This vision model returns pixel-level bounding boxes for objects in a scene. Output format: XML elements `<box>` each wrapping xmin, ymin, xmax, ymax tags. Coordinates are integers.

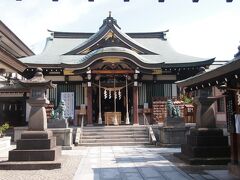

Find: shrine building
<box><xmin>0</xmin><ymin>20</ymin><xmax>34</xmax><ymax>126</ymax></box>
<box><xmin>2</xmin><ymin>14</ymin><xmax>215</xmax><ymax>126</ymax></box>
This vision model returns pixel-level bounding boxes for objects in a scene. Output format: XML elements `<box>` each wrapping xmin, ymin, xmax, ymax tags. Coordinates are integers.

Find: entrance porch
<box><xmin>86</xmin><ymin>73</ymin><xmax>139</xmax><ymax>126</ymax></box>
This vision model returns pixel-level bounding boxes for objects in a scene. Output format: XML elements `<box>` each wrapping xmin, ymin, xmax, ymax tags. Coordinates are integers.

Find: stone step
<box><xmin>83</xmin><ymin>125</ymin><xmax>147</xmax><ymax>129</ymax></box>
<box><xmin>9</xmin><ymin>147</ymin><xmax>61</xmax><ymax>161</ymax></box>
<box><xmin>83</xmin><ymin>128</ymin><xmax>147</xmax><ymax>132</ymax></box>
<box><xmin>83</xmin><ymin>126</ymin><xmax>146</xmax><ymax>129</ymax></box>
<box><xmin>78</xmin><ymin>141</ymin><xmax>150</xmax><ymax>146</ymax></box>
<box><xmin>83</xmin><ymin>131</ymin><xmax>147</xmax><ymax>136</ymax></box>
<box><xmin>16</xmin><ymin>137</ymin><xmax>56</xmax><ymax>150</ymax></box>
<box><xmin>82</xmin><ymin>134</ymin><xmax>148</xmax><ymax>139</ymax></box>
<box><xmin>81</xmin><ymin>138</ymin><xmax>149</xmax><ymax>143</ymax></box>
<box><xmin>80</xmin><ymin>125</ymin><xmax>150</xmax><ymax>146</ymax></box>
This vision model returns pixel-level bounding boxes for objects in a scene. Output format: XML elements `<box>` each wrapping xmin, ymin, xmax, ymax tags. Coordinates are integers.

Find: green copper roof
<box><xmin>19</xmin><ymin>15</ymin><xmax>214</xmax><ymax>69</ymax></box>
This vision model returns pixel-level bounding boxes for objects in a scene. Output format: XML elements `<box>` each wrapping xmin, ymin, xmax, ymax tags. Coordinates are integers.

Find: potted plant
<box><xmin>0</xmin><ymin>123</ymin><xmax>9</xmax><ymax>138</ymax></box>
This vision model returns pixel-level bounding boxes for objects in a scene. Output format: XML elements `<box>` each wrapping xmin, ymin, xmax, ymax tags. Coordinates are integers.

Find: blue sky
<box><xmin>0</xmin><ymin>0</ymin><xmax>240</xmax><ymax>60</ymax></box>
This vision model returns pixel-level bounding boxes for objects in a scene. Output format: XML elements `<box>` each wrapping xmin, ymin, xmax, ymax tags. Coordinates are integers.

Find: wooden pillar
<box><xmin>230</xmin><ymin>133</ymin><xmax>239</xmax><ymax>164</ymax></box>
<box><xmin>133</xmin><ymin>86</ymin><xmax>139</xmax><ymax>125</ymax></box>
<box><xmin>87</xmin><ymin>86</ymin><xmax>93</xmax><ymax>125</ymax></box>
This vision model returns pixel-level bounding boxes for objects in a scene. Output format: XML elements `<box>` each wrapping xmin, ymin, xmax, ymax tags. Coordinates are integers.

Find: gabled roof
<box><xmin>19</xmin><ymin>15</ymin><xmax>214</xmax><ymax>69</ymax></box>
<box><xmin>64</xmin><ymin>15</ymin><xmax>157</xmax><ymax>55</ymax></box>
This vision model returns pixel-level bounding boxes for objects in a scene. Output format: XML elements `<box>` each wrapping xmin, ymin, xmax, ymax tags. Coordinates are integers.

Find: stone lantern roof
<box><xmin>20</xmin><ymin>67</ymin><xmax>56</xmax><ymax>89</ymax></box>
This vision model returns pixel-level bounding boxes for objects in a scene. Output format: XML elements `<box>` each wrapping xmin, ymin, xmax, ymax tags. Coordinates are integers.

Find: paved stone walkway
<box><xmin>1</xmin><ymin>145</ymin><xmax>239</xmax><ymax>180</ymax></box>
<box><xmin>72</xmin><ymin>146</ymin><xmax>191</xmax><ymax>180</ymax></box>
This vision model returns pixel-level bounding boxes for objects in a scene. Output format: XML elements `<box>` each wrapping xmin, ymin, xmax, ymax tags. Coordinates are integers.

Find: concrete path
<box><xmin>72</xmin><ymin>146</ymin><xmax>191</xmax><ymax>180</ymax></box>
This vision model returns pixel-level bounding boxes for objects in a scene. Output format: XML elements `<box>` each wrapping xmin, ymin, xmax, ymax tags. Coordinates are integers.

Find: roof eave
<box><xmin>176</xmin><ymin>58</ymin><xmax>240</xmax><ymax>88</ymax></box>
<box><xmin>0</xmin><ymin>20</ymin><xmax>34</xmax><ymax>56</ymax></box>
<box><xmin>164</xmin><ymin>58</ymin><xmax>215</xmax><ymax>68</ymax></box>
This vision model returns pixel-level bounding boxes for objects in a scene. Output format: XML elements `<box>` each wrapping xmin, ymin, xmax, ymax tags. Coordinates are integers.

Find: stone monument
<box><xmin>0</xmin><ymin>68</ymin><xmax>61</xmax><ymax>170</ymax></box>
<box><xmin>48</xmin><ymin>100</ymin><xmax>68</xmax><ymax>128</ymax></box>
<box><xmin>174</xmin><ymin>89</ymin><xmax>230</xmax><ymax>165</ymax></box>
<box><xmin>158</xmin><ymin>99</ymin><xmax>187</xmax><ymax>147</ymax></box>
<box><xmin>47</xmin><ymin>100</ymin><xmax>73</xmax><ymax>150</ymax></box>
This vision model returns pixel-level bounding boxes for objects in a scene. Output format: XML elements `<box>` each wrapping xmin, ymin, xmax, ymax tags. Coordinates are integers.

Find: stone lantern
<box><xmin>5</xmin><ymin>68</ymin><xmax>61</xmax><ymax>170</ymax></box>
<box><xmin>23</xmin><ymin>68</ymin><xmax>55</xmax><ymax>131</ymax></box>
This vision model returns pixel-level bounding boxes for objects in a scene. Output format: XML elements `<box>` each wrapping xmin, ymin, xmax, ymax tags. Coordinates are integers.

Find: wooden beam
<box><xmin>87</xmin><ymin>86</ymin><xmax>93</xmax><ymax>125</ymax></box>
<box><xmin>92</xmin><ymin>70</ymin><xmax>134</xmax><ymax>74</ymax></box>
<box><xmin>133</xmin><ymin>86</ymin><xmax>139</xmax><ymax>125</ymax></box>
<box><xmin>0</xmin><ymin>48</ymin><xmax>27</xmax><ymax>73</ymax></box>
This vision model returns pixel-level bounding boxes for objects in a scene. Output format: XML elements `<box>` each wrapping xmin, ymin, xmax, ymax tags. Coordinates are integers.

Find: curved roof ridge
<box><xmin>112</xmin><ymin>25</ymin><xmax>159</xmax><ymax>55</ymax></box>
<box><xmin>64</xmin><ymin>15</ymin><xmax>158</xmax><ymax>55</ymax></box>
<box><xmin>40</xmin><ymin>37</ymin><xmax>53</xmax><ymax>54</ymax></box>
<box><xmin>47</xmin><ymin>30</ymin><xmax>168</xmax><ymax>39</ymax></box>
<box><xmin>80</xmin><ymin>46</ymin><xmax>154</xmax><ymax>64</ymax></box>
<box><xmin>64</xmin><ymin>24</ymin><xmax>109</xmax><ymax>55</ymax></box>
<box><xmin>64</xmin><ymin>46</ymin><xmax>165</xmax><ymax>70</ymax></box>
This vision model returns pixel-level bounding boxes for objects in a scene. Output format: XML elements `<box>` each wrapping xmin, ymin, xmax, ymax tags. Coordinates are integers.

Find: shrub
<box><xmin>0</xmin><ymin>123</ymin><xmax>10</xmax><ymax>137</ymax></box>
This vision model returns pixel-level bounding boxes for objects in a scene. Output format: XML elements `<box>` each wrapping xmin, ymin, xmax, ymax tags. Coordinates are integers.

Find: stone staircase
<box><xmin>79</xmin><ymin>125</ymin><xmax>150</xmax><ymax>146</ymax></box>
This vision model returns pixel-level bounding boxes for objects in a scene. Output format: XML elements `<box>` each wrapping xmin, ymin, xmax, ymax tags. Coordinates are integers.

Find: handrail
<box><xmin>148</xmin><ymin>126</ymin><xmax>156</xmax><ymax>145</ymax></box>
<box><xmin>75</xmin><ymin>115</ymin><xmax>84</xmax><ymax>145</ymax></box>
<box><xmin>143</xmin><ymin>112</ymin><xmax>149</xmax><ymax>125</ymax></box>
<box><xmin>143</xmin><ymin>112</ymin><xmax>157</xmax><ymax>145</ymax></box>
<box><xmin>80</xmin><ymin>115</ymin><xmax>84</xmax><ymax>144</ymax></box>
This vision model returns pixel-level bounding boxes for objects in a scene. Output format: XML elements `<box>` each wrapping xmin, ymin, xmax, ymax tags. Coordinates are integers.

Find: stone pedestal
<box><xmin>0</xmin><ymin>130</ymin><xmax>61</xmax><ymax>170</ymax></box>
<box><xmin>50</xmin><ymin>128</ymin><xmax>73</xmax><ymax>150</ymax></box>
<box><xmin>175</xmin><ymin>128</ymin><xmax>230</xmax><ymax>165</ymax></box>
<box><xmin>48</xmin><ymin>119</ymin><xmax>68</xmax><ymax>128</ymax></box>
<box><xmin>174</xmin><ymin>93</ymin><xmax>230</xmax><ymax>165</ymax></box>
<box><xmin>14</xmin><ymin>126</ymin><xmax>73</xmax><ymax>150</ymax></box>
<box><xmin>164</xmin><ymin>117</ymin><xmax>185</xmax><ymax>127</ymax></box>
<box><xmin>9</xmin><ymin>131</ymin><xmax>61</xmax><ymax>161</ymax></box>
<box><xmin>159</xmin><ymin>117</ymin><xmax>187</xmax><ymax>147</ymax></box>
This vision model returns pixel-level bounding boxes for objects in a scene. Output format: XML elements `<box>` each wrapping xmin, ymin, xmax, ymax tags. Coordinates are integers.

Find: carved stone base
<box><xmin>14</xmin><ymin>127</ymin><xmax>73</xmax><ymax>150</ymax></box>
<box><xmin>159</xmin><ymin>127</ymin><xmax>187</xmax><ymax>147</ymax></box>
<box><xmin>0</xmin><ymin>160</ymin><xmax>61</xmax><ymax>170</ymax></box>
<box><xmin>174</xmin><ymin>128</ymin><xmax>230</xmax><ymax>165</ymax></box>
<box><xmin>9</xmin><ymin>147</ymin><xmax>61</xmax><ymax>161</ymax></box>
<box><xmin>48</xmin><ymin>119</ymin><xmax>68</xmax><ymax>128</ymax></box>
<box><xmin>158</xmin><ymin>117</ymin><xmax>187</xmax><ymax>147</ymax></box>
<box><xmin>164</xmin><ymin>117</ymin><xmax>185</xmax><ymax>127</ymax></box>
<box><xmin>3</xmin><ymin>130</ymin><xmax>61</xmax><ymax>170</ymax></box>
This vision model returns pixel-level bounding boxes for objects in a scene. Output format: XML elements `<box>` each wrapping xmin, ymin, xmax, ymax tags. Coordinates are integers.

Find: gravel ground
<box><xmin>0</xmin><ymin>155</ymin><xmax>82</xmax><ymax>180</ymax></box>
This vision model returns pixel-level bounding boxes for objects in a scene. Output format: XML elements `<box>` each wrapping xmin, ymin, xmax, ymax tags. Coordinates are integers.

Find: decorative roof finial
<box><xmin>99</xmin><ymin>11</ymin><xmax>121</xmax><ymax>30</ymax></box>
